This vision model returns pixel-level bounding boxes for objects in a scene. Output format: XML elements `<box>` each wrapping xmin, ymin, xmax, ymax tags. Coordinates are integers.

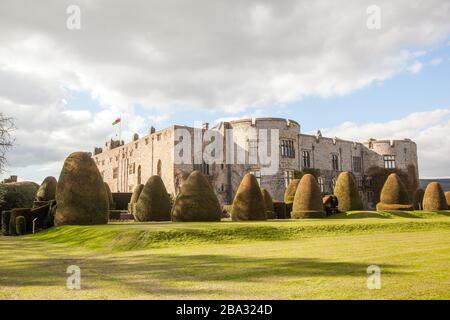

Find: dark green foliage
<box><xmin>273</xmin><ymin>201</ymin><xmax>287</xmax><ymax>219</ymax></box>
<box><xmin>15</xmin><ymin>216</ymin><xmax>26</xmax><ymax>235</ymax></box>
<box><xmin>291</xmin><ymin>174</ymin><xmax>325</xmax><ymax>219</ymax></box>
<box><xmin>28</xmin><ymin>203</ymin><xmax>51</xmax><ymax>232</ymax></box>
<box><xmin>54</xmin><ymin>152</ymin><xmax>109</xmax><ymax>226</ymax></box>
<box><xmin>128</xmin><ymin>184</ymin><xmax>144</xmax><ymax>214</ymax></box>
<box><xmin>333</xmin><ymin>172</ymin><xmax>363</xmax><ymax>212</ymax></box>
<box><xmin>231</xmin><ymin>173</ymin><xmax>266</xmax><ymax>221</ymax></box>
<box><xmin>284</xmin><ymin>179</ymin><xmax>300</xmax><ymax>204</ymax></box>
<box><xmin>9</xmin><ymin>208</ymin><xmax>30</xmax><ymax>236</ymax></box>
<box><xmin>301</xmin><ymin>168</ymin><xmax>321</xmax><ymax>179</ymax></box>
<box><xmin>112</xmin><ymin>192</ymin><xmax>132</xmax><ymax>211</ymax></box>
<box><xmin>135</xmin><ymin>175</ymin><xmax>171</xmax><ymax>221</ymax></box>
<box><xmin>104</xmin><ymin>182</ymin><xmax>115</xmax><ymax>210</ymax></box>
<box><xmin>445</xmin><ymin>192</ymin><xmax>450</xmax><ymax>208</ymax></box>
<box><xmin>1</xmin><ymin>210</ymin><xmax>11</xmax><ymax>235</ymax></box>
<box><xmin>172</xmin><ymin>170</ymin><xmax>221</xmax><ymax>222</ymax></box>
<box><xmin>423</xmin><ymin>182</ymin><xmax>447</xmax><ymax>211</ymax></box>
<box><xmin>261</xmin><ymin>188</ymin><xmax>275</xmax><ymax>219</ymax></box>
<box><xmin>0</xmin><ymin>181</ymin><xmax>39</xmax><ymax>213</ymax></box>
<box><xmin>413</xmin><ymin>189</ymin><xmax>425</xmax><ymax>210</ymax></box>
<box><xmin>376</xmin><ymin>173</ymin><xmax>413</xmax><ymax>211</ymax></box>
<box><xmin>34</xmin><ymin>176</ymin><xmax>57</xmax><ymax>202</ymax></box>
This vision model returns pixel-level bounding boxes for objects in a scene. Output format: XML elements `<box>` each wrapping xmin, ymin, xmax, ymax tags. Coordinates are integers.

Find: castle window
<box><xmin>284</xmin><ymin>170</ymin><xmax>294</xmax><ymax>187</ymax></box>
<box><xmin>194</xmin><ymin>161</ymin><xmax>210</xmax><ymax>176</ymax></box>
<box><xmin>318</xmin><ymin>177</ymin><xmax>325</xmax><ymax>193</ymax></box>
<box><xmin>248</xmin><ymin>140</ymin><xmax>258</xmax><ymax>159</ymax></box>
<box><xmin>128</xmin><ymin>164</ymin><xmax>133</xmax><ymax>175</ymax></box>
<box><xmin>135</xmin><ymin>142</ymin><xmax>138</xmax><ymax>149</ymax></box>
<box><xmin>250</xmin><ymin>170</ymin><xmax>261</xmax><ymax>185</ymax></box>
<box><xmin>281</xmin><ymin>139</ymin><xmax>295</xmax><ymax>158</ymax></box>
<box><xmin>352</xmin><ymin>156</ymin><xmax>362</xmax><ymax>173</ymax></box>
<box><xmin>332</xmin><ymin>154</ymin><xmax>339</xmax><ymax>171</ymax></box>
<box><xmin>113</xmin><ymin>167</ymin><xmax>118</xmax><ymax>179</ymax></box>
<box><xmin>331</xmin><ymin>177</ymin><xmax>337</xmax><ymax>191</ymax></box>
<box><xmin>137</xmin><ymin>165</ymin><xmax>142</xmax><ymax>185</ymax></box>
<box><xmin>302</xmin><ymin>150</ymin><xmax>311</xmax><ymax>168</ymax></box>
<box><xmin>157</xmin><ymin>160</ymin><xmax>162</xmax><ymax>176</ymax></box>
<box><xmin>145</xmin><ymin>138</ymin><xmax>149</xmax><ymax>145</ymax></box>
<box><xmin>383</xmin><ymin>155</ymin><xmax>396</xmax><ymax>169</ymax></box>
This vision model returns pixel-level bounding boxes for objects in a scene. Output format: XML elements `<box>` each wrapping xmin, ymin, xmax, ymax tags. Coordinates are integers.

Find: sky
<box><xmin>0</xmin><ymin>0</ymin><xmax>450</xmax><ymax>182</ymax></box>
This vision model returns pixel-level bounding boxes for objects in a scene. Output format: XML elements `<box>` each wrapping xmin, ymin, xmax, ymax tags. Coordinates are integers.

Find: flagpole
<box><xmin>119</xmin><ymin>114</ymin><xmax>122</xmax><ymax>144</ymax></box>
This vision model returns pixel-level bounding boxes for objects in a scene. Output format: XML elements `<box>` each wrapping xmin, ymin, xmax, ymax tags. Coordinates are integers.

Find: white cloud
<box><xmin>1</xmin><ymin>0</ymin><xmax>450</xmax><ymax>181</ymax></box>
<box><xmin>321</xmin><ymin>109</ymin><xmax>450</xmax><ymax>178</ymax></box>
<box><xmin>430</xmin><ymin>58</ymin><xmax>444</xmax><ymax>66</ymax></box>
<box><xmin>407</xmin><ymin>61</ymin><xmax>423</xmax><ymax>74</ymax></box>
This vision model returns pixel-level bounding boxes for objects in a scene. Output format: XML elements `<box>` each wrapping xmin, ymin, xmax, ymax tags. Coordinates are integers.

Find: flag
<box><xmin>112</xmin><ymin>117</ymin><xmax>121</xmax><ymax>126</ymax></box>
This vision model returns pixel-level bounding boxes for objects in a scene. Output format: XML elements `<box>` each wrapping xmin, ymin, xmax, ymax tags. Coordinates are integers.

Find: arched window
<box><xmin>157</xmin><ymin>160</ymin><xmax>162</xmax><ymax>176</ymax></box>
<box><xmin>137</xmin><ymin>165</ymin><xmax>142</xmax><ymax>185</ymax></box>
<box><xmin>318</xmin><ymin>177</ymin><xmax>324</xmax><ymax>193</ymax></box>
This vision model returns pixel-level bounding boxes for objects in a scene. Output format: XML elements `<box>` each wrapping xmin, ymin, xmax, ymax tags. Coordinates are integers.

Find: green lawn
<box><xmin>1</xmin><ymin>212</ymin><xmax>449</xmax><ymax>299</ymax></box>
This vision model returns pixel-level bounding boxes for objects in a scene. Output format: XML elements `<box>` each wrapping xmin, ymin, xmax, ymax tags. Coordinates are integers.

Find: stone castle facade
<box><xmin>93</xmin><ymin>117</ymin><xmax>419</xmax><ymax>209</ymax></box>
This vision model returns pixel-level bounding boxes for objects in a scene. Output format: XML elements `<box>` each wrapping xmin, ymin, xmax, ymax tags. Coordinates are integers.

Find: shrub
<box><xmin>9</xmin><ymin>208</ymin><xmax>30</xmax><ymax>236</ymax></box>
<box><xmin>54</xmin><ymin>152</ymin><xmax>109</xmax><ymax>226</ymax></box>
<box><xmin>172</xmin><ymin>170</ymin><xmax>221</xmax><ymax>222</ymax></box>
<box><xmin>413</xmin><ymin>188</ymin><xmax>425</xmax><ymax>210</ymax></box>
<box><xmin>134</xmin><ymin>175</ymin><xmax>171</xmax><ymax>221</ymax></box>
<box><xmin>445</xmin><ymin>192</ymin><xmax>450</xmax><ymax>208</ymax></box>
<box><xmin>323</xmin><ymin>195</ymin><xmax>339</xmax><ymax>215</ymax></box>
<box><xmin>104</xmin><ymin>182</ymin><xmax>115</xmax><ymax>210</ymax></box>
<box><xmin>261</xmin><ymin>188</ymin><xmax>275</xmax><ymax>219</ymax></box>
<box><xmin>28</xmin><ymin>203</ymin><xmax>51</xmax><ymax>232</ymax></box>
<box><xmin>284</xmin><ymin>179</ymin><xmax>300</xmax><ymax>204</ymax></box>
<box><xmin>423</xmin><ymin>182</ymin><xmax>447</xmax><ymax>211</ymax></box>
<box><xmin>273</xmin><ymin>201</ymin><xmax>287</xmax><ymax>219</ymax></box>
<box><xmin>15</xmin><ymin>216</ymin><xmax>26</xmax><ymax>236</ymax></box>
<box><xmin>231</xmin><ymin>173</ymin><xmax>266</xmax><ymax>221</ymax></box>
<box><xmin>1</xmin><ymin>210</ymin><xmax>11</xmax><ymax>235</ymax></box>
<box><xmin>128</xmin><ymin>184</ymin><xmax>144</xmax><ymax>214</ymax></box>
<box><xmin>34</xmin><ymin>176</ymin><xmax>57</xmax><ymax>202</ymax></box>
<box><xmin>0</xmin><ymin>181</ymin><xmax>39</xmax><ymax>213</ymax></box>
<box><xmin>376</xmin><ymin>173</ymin><xmax>413</xmax><ymax>211</ymax></box>
<box><xmin>291</xmin><ymin>174</ymin><xmax>325</xmax><ymax>218</ymax></box>
<box><xmin>333</xmin><ymin>172</ymin><xmax>363</xmax><ymax>212</ymax></box>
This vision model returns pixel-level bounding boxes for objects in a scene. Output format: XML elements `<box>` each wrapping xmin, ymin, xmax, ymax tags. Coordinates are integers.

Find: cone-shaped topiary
<box><xmin>15</xmin><ymin>216</ymin><xmax>26</xmax><ymax>235</ymax></box>
<box><xmin>34</xmin><ymin>176</ymin><xmax>57</xmax><ymax>202</ymax></box>
<box><xmin>291</xmin><ymin>174</ymin><xmax>325</xmax><ymax>218</ymax></box>
<box><xmin>422</xmin><ymin>182</ymin><xmax>447</xmax><ymax>211</ymax></box>
<box><xmin>333</xmin><ymin>172</ymin><xmax>363</xmax><ymax>212</ymax></box>
<box><xmin>54</xmin><ymin>152</ymin><xmax>109</xmax><ymax>226</ymax></box>
<box><xmin>413</xmin><ymin>188</ymin><xmax>425</xmax><ymax>210</ymax></box>
<box><xmin>9</xmin><ymin>208</ymin><xmax>30</xmax><ymax>236</ymax></box>
<box><xmin>1</xmin><ymin>210</ymin><xmax>11</xmax><ymax>235</ymax></box>
<box><xmin>128</xmin><ymin>184</ymin><xmax>144</xmax><ymax>214</ymax></box>
<box><xmin>104</xmin><ymin>182</ymin><xmax>115</xmax><ymax>209</ymax></box>
<box><xmin>284</xmin><ymin>179</ymin><xmax>300</xmax><ymax>204</ymax></box>
<box><xmin>172</xmin><ymin>170</ymin><xmax>221</xmax><ymax>221</ymax></box>
<box><xmin>376</xmin><ymin>173</ymin><xmax>413</xmax><ymax>211</ymax></box>
<box><xmin>231</xmin><ymin>174</ymin><xmax>266</xmax><ymax>221</ymax></box>
<box><xmin>445</xmin><ymin>192</ymin><xmax>450</xmax><ymax>208</ymax></box>
<box><xmin>134</xmin><ymin>175</ymin><xmax>171</xmax><ymax>221</ymax></box>
<box><xmin>261</xmin><ymin>188</ymin><xmax>275</xmax><ymax>219</ymax></box>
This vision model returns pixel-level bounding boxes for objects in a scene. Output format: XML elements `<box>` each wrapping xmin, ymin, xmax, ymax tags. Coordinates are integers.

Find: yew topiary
<box><xmin>413</xmin><ymin>188</ymin><xmax>425</xmax><ymax>210</ymax></box>
<box><xmin>54</xmin><ymin>152</ymin><xmax>109</xmax><ymax>226</ymax></box>
<box><xmin>104</xmin><ymin>182</ymin><xmax>115</xmax><ymax>210</ymax></box>
<box><xmin>128</xmin><ymin>184</ymin><xmax>144</xmax><ymax>214</ymax></box>
<box><xmin>34</xmin><ymin>176</ymin><xmax>57</xmax><ymax>202</ymax></box>
<box><xmin>231</xmin><ymin>174</ymin><xmax>266</xmax><ymax>221</ymax></box>
<box><xmin>134</xmin><ymin>175</ymin><xmax>171</xmax><ymax>221</ymax></box>
<box><xmin>284</xmin><ymin>179</ymin><xmax>300</xmax><ymax>204</ymax></box>
<box><xmin>376</xmin><ymin>173</ymin><xmax>413</xmax><ymax>211</ymax></box>
<box><xmin>9</xmin><ymin>208</ymin><xmax>30</xmax><ymax>236</ymax></box>
<box><xmin>422</xmin><ymin>182</ymin><xmax>447</xmax><ymax>211</ymax></box>
<box><xmin>333</xmin><ymin>172</ymin><xmax>363</xmax><ymax>212</ymax></box>
<box><xmin>291</xmin><ymin>174</ymin><xmax>325</xmax><ymax>218</ymax></box>
<box><xmin>1</xmin><ymin>210</ymin><xmax>11</xmax><ymax>235</ymax></box>
<box><xmin>15</xmin><ymin>216</ymin><xmax>26</xmax><ymax>235</ymax></box>
<box><xmin>445</xmin><ymin>191</ymin><xmax>450</xmax><ymax>208</ymax></box>
<box><xmin>171</xmin><ymin>170</ymin><xmax>221</xmax><ymax>222</ymax></box>
<box><xmin>261</xmin><ymin>188</ymin><xmax>275</xmax><ymax>219</ymax></box>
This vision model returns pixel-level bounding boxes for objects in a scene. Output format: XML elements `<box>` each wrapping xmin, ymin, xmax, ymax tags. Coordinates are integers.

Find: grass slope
<box><xmin>1</xmin><ymin>212</ymin><xmax>449</xmax><ymax>299</ymax></box>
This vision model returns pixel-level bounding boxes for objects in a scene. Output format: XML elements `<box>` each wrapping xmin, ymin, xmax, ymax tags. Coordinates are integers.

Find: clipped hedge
<box><xmin>413</xmin><ymin>188</ymin><xmax>425</xmax><ymax>210</ymax></box>
<box><xmin>273</xmin><ymin>201</ymin><xmax>287</xmax><ymax>219</ymax></box>
<box><xmin>231</xmin><ymin>173</ymin><xmax>266</xmax><ymax>221</ymax></box>
<box><xmin>1</xmin><ymin>210</ymin><xmax>11</xmax><ymax>235</ymax></box>
<box><xmin>54</xmin><ymin>152</ymin><xmax>109</xmax><ymax>226</ymax></box>
<box><xmin>128</xmin><ymin>184</ymin><xmax>144</xmax><ymax>214</ymax></box>
<box><xmin>9</xmin><ymin>208</ymin><xmax>30</xmax><ymax>236</ymax></box>
<box><xmin>376</xmin><ymin>173</ymin><xmax>412</xmax><ymax>211</ymax></box>
<box><xmin>134</xmin><ymin>175</ymin><xmax>171</xmax><ymax>221</ymax></box>
<box><xmin>284</xmin><ymin>179</ymin><xmax>300</xmax><ymax>204</ymax></box>
<box><xmin>333</xmin><ymin>172</ymin><xmax>363</xmax><ymax>212</ymax></box>
<box><xmin>445</xmin><ymin>192</ymin><xmax>450</xmax><ymax>208</ymax></box>
<box><xmin>291</xmin><ymin>174</ymin><xmax>325</xmax><ymax>219</ymax></box>
<box><xmin>423</xmin><ymin>182</ymin><xmax>447</xmax><ymax>211</ymax></box>
<box><xmin>15</xmin><ymin>216</ymin><xmax>26</xmax><ymax>236</ymax></box>
<box><xmin>172</xmin><ymin>170</ymin><xmax>221</xmax><ymax>222</ymax></box>
<box><xmin>34</xmin><ymin>176</ymin><xmax>57</xmax><ymax>202</ymax></box>
<box><xmin>104</xmin><ymin>182</ymin><xmax>115</xmax><ymax>210</ymax></box>
<box><xmin>261</xmin><ymin>188</ymin><xmax>275</xmax><ymax>219</ymax></box>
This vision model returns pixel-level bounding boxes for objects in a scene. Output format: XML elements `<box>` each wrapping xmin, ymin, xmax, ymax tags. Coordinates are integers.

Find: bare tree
<box><xmin>0</xmin><ymin>113</ymin><xmax>15</xmax><ymax>174</ymax></box>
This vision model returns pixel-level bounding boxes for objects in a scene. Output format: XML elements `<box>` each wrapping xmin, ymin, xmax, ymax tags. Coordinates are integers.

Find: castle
<box><xmin>93</xmin><ymin>117</ymin><xmax>419</xmax><ymax>209</ymax></box>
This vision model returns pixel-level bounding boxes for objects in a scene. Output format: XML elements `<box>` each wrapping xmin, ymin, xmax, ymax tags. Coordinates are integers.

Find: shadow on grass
<box><xmin>0</xmin><ymin>238</ymin><xmax>402</xmax><ymax>297</ymax></box>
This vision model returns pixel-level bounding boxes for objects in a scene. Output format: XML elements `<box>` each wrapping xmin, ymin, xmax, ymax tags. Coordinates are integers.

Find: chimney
<box><xmin>202</xmin><ymin>122</ymin><xmax>209</xmax><ymax>130</ymax></box>
<box><xmin>133</xmin><ymin>133</ymin><xmax>139</xmax><ymax>141</ymax></box>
